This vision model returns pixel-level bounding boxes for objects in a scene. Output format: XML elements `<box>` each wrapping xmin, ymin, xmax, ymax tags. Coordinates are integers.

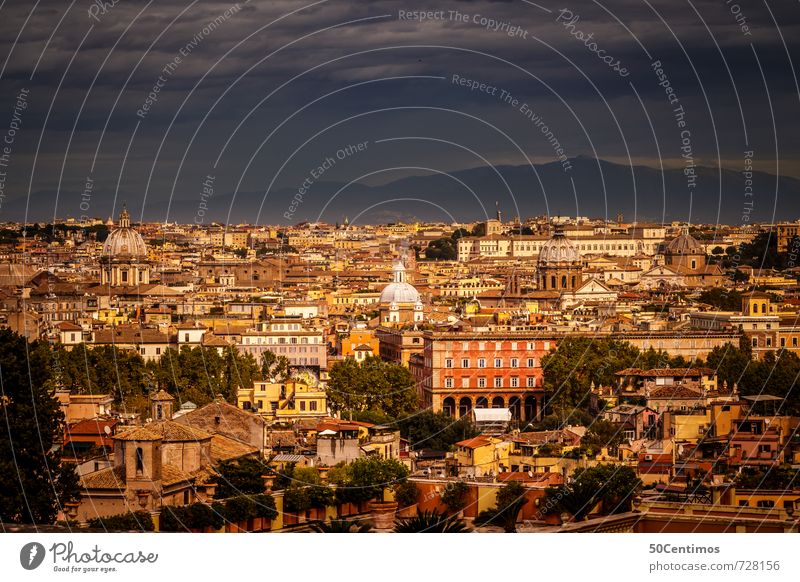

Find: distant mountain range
<box><xmin>6</xmin><ymin>157</ymin><xmax>800</xmax><ymax>225</ymax></box>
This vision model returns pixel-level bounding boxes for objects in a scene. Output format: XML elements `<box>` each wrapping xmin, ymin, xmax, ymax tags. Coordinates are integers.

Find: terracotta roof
<box><xmin>161</xmin><ymin>464</ymin><xmax>195</xmax><ymax>487</ymax></box>
<box><xmin>80</xmin><ymin>466</ymin><xmax>126</xmax><ymax>490</ymax></box>
<box><xmin>189</xmin><ymin>465</ymin><xmax>217</xmax><ymax>486</ymax></box>
<box><xmin>267</xmin><ymin>430</ymin><xmax>299</xmax><ymax>447</ymax></box>
<box><xmin>67</xmin><ymin>418</ymin><xmax>119</xmax><ymax>436</ymax></box>
<box><xmin>497</xmin><ymin>471</ymin><xmax>564</xmax><ymax>486</ymax></box>
<box><xmin>455</xmin><ymin>435</ymin><xmax>495</xmax><ymax>449</ymax></box>
<box><xmin>150</xmin><ymin>389</ymin><xmax>174</xmax><ymax>402</ymax></box>
<box><xmin>316</xmin><ymin>420</ymin><xmax>368</xmax><ymax>433</ymax></box>
<box><xmin>113</xmin><ymin>426</ymin><xmax>164</xmax><ymax>442</ymax></box>
<box><xmin>640</xmin><ymin>367</ymin><xmax>715</xmax><ymax>377</ymax></box>
<box><xmin>209</xmin><ymin>434</ymin><xmax>258</xmax><ymax>462</ymax></box>
<box><xmin>93</xmin><ymin>327</ymin><xmax>169</xmax><ymax>345</ymax></box>
<box><xmin>616</xmin><ymin>367</ymin><xmax>714</xmax><ymax>377</ymax></box>
<box><xmin>147</xmin><ymin>420</ymin><xmax>213</xmax><ymax>442</ymax></box>
<box><xmin>649</xmin><ymin>386</ymin><xmax>703</xmax><ymax>399</ymax></box>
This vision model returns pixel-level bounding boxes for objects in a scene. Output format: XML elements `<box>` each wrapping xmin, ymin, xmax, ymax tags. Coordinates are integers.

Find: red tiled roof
<box><xmin>67</xmin><ymin>418</ymin><xmax>119</xmax><ymax>436</ymax></box>
<box><xmin>455</xmin><ymin>435</ymin><xmax>494</xmax><ymax>449</ymax></box>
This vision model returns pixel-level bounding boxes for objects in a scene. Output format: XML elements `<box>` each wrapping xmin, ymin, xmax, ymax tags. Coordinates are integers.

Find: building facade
<box><xmin>419</xmin><ymin>331</ymin><xmax>550</xmax><ymax>423</ymax></box>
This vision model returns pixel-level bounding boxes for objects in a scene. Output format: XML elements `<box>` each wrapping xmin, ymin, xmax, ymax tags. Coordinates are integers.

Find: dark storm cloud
<box><xmin>0</xmin><ymin>0</ymin><xmax>797</xmax><ymax>223</ymax></box>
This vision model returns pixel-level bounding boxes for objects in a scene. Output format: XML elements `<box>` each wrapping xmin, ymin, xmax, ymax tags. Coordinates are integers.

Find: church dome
<box><xmin>537</xmin><ymin>228</ymin><xmax>581</xmax><ymax>266</ymax></box>
<box><xmin>666</xmin><ymin>230</ymin><xmax>703</xmax><ymax>255</ymax></box>
<box><xmin>380</xmin><ymin>260</ymin><xmax>421</xmax><ymax>304</ymax></box>
<box><xmin>102</xmin><ymin>208</ymin><xmax>147</xmax><ymax>258</ymax></box>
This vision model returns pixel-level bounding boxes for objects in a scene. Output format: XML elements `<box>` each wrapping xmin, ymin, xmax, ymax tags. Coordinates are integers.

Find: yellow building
<box><xmin>96</xmin><ymin>308</ymin><xmax>128</xmax><ymax>326</ymax></box>
<box><xmin>670</xmin><ymin>401</ymin><xmax>747</xmax><ymax>444</ymax></box>
<box><xmin>237</xmin><ymin>379</ymin><xmax>327</xmax><ymax>420</ymax></box>
<box><xmin>741</xmin><ymin>291</ymin><xmax>774</xmax><ymax>316</ymax></box>
<box><xmin>455</xmin><ymin>435</ymin><xmax>510</xmax><ymax>478</ymax></box>
<box><xmin>733</xmin><ymin>487</ymin><xmax>800</xmax><ymax>510</ymax></box>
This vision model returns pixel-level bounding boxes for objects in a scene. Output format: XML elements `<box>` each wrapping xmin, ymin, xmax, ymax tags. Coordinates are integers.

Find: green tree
<box><xmin>0</xmin><ymin>331</ymin><xmax>81</xmax><ymax>524</ymax></box>
<box><xmin>698</xmin><ymin>288</ymin><xmax>742</xmax><ymax>311</ymax></box>
<box><xmin>736</xmin><ymin>465</ymin><xmax>800</xmax><ymax>490</ymax></box>
<box><xmin>54</xmin><ymin>344</ymin><xmax>149</xmax><ymax>415</ymax></box>
<box><xmin>470</xmin><ymin>223</ymin><xmax>486</xmax><ymax>237</ymax></box>
<box><xmin>542</xmin><ymin>337</ymin><xmax>641</xmax><ymax>418</ymax></box>
<box><xmin>583</xmin><ymin>420</ymin><xmax>625</xmax><ymax>454</ymax></box>
<box><xmin>326</xmin><ymin>356</ymin><xmax>417</xmax><ymax>418</ymax></box>
<box><xmin>424</xmin><ymin>238</ymin><xmax>457</xmax><ymax>261</ymax></box>
<box><xmin>211</xmin><ymin>457</ymin><xmax>268</xmax><ymax>499</ymax></box>
<box><xmin>393</xmin><ymin>480</ymin><xmax>419</xmax><ymax>509</ymax></box>
<box><xmin>394</xmin><ymin>509</ymin><xmax>470</xmax><ymax>532</ymax></box>
<box><xmin>160</xmin><ymin>503</ymin><xmax>224</xmax><ymax>532</ymax></box>
<box><xmin>147</xmin><ymin>345</ymin><xmax>257</xmax><ymax>405</ymax></box>
<box><xmin>397</xmin><ymin>410</ymin><xmax>479</xmax><ymax>451</ymax></box>
<box><xmin>260</xmin><ymin>350</ymin><xmax>289</xmax><ymax>382</ymax></box>
<box><xmin>704</xmin><ymin>341</ymin><xmax>753</xmax><ymax>393</ymax></box>
<box><xmin>474</xmin><ymin>480</ymin><xmax>528</xmax><ymax>532</ymax></box>
<box><xmin>328</xmin><ymin>457</ymin><xmax>409</xmax><ymax>504</ymax></box>
<box><xmin>544</xmin><ymin>464</ymin><xmax>641</xmax><ymax>521</ymax></box>
<box><xmin>441</xmin><ymin>480</ymin><xmax>469</xmax><ymax>514</ymax></box>
<box><xmin>310</xmin><ymin>518</ymin><xmax>372</xmax><ymax>533</ymax></box>
<box><xmin>283</xmin><ymin>466</ymin><xmax>334</xmax><ymax>512</ymax></box>
<box><xmin>88</xmin><ymin>511</ymin><xmax>154</xmax><ymax>531</ymax></box>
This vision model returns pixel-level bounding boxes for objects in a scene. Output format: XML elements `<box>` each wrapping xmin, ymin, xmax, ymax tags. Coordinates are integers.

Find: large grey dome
<box><xmin>537</xmin><ymin>229</ymin><xmax>581</xmax><ymax>265</ymax></box>
<box><xmin>102</xmin><ymin>208</ymin><xmax>147</xmax><ymax>258</ymax></box>
<box><xmin>666</xmin><ymin>230</ymin><xmax>703</xmax><ymax>255</ymax></box>
<box><xmin>380</xmin><ymin>260</ymin><xmax>421</xmax><ymax>304</ymax></box>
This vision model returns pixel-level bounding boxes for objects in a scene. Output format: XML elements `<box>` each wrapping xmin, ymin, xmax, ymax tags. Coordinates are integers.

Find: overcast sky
<box><xmin>0</xmin><ymin>0</ymin><xmax>798</xmax><ymax>224</ymax></box>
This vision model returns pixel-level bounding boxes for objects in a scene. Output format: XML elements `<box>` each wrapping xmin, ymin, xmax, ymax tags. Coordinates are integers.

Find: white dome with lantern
<box><xmin>379</xmin><ymin>258</ymin><xmax>424</xmax><ymax>327</ymax></box>
<box><xmin>99</xmin><ymin>206</ymin><xmax>150</xmax><ymax>287</ymax></box>
<box><xmin>102</xmin><ymin>207</ymin><xmax>147</xmax><ymax>258</ymax></box>
<box><xmin>379</xmin><ymin>260</ymin><xmax>421</xmax><ymax>304</ymax></box>
<box><xmin>537</xmin><ymin>228</ymin><xmax>581</xmax><ymax>266</ymax></box>
<box><xmin>536</xmin><ymin>226</ymin><xmax>583</xmax><ymax>292</ymax></box>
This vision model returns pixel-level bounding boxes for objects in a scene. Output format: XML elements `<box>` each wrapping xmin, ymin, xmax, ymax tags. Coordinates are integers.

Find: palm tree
<box><xmin>309</xmin><ymin>518</ymin><xmax>372</xmax><ymax>533</ymax></box>
<box><xmin>393</xmin><ymin>510</ymin><xmax>471</xmax><ymax>533</ymax></box>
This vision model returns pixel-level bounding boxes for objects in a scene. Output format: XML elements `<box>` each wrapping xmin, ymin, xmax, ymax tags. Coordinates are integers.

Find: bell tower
<box><xmin>150</xmin><ymin>389</ymin><xmax>174</xmax><ymax>421</ymax></box>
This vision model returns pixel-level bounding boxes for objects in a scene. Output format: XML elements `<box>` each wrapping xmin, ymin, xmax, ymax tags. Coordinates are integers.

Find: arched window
<box><xmin>561</xmin><ymin>275</ymin><xmax>567</xmax><ymax>289</ymax></box>
<box><xmin>762</xmin><ymin>303</ymin><xmax>767</xmax><ymax>314</ymax></box>
<box><xmin>135</xmin><ymin>447</ymin><xmax>144</xmax><ymax>475</ymax></box>
<box><xmin>550</xmin><ymin>275</ymin><xmax>556</xmax><ymax>289</ymax></box>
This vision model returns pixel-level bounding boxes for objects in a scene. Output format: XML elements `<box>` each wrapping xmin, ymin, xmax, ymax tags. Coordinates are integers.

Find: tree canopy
<box><xmin>474</xmin><ymin>480</ymin><xmax>528</xmax><ymax>532</ymax></box>
<box><xmin>424</xmin><ymin>238</ymin><xmax>457</xmax><ymax>261</ymax></box>
<box><xmin>542</xmin><ymin>337</ymin><xmax>686</xmax><ymax>420</ymax></box>
<box><xmin>0</xmin><ymin>330</ymin><xmax>81</xmax><ymax>524</ymax></box>
<box><xmin>697</xmin><ymin>288</ymin><xmax>742</xmax><ymax>311</ymax></box>
<box><xmin>52</xmin><ymin>343</ymin><xmax>265</xmax><ymax>417</ymax></box>
<box><xmin>328</xmin><ymin>457</ymin><xmax>409</xmax><ymax>503</ymax></box>
<box><xmin>706</xmin><ymin>341</ymin><xmax>800</xmax><ymax>414</ymax></box>
<box><xmin>544</xmin><ymin>464</ymin><xmax>641</xmax><ymax>521</ymax></box>
<box><xmin>211</xmin><ymin>457</ymin><xmax>269</xmax><ymax>499</ymax></box>
<box><xmin>326</xmin><ymin>356</ymin><xmax>417</xmax><ymax>418</ymax></box>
